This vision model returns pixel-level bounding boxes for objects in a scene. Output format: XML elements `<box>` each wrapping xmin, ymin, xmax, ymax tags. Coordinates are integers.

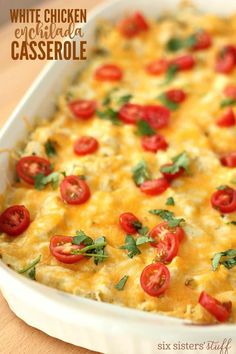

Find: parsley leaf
<box><xmin>220</xmin><ymin>98</ymin><xmax>236</xmax><ymax>108</ymax></box>
<box><xmin>163</xmin><ymin>64</ymin><xmax>178</xmax><ymax>85</ymax></box>
<box><xmin>18</xmin><ymin>255</ymin><xmax>41</xmax><ymax>280</ymax></box>
<box><xmin>120</xmin><ymin>235</ymin><xmax>141</xmax><ymax>258</ymax></box>
<box><xmin>132</xmin><ymin>160</ymin><xmax>151</xmax><ymax>186</ymax></box>
<box><xmin>117</xmin><ymin>94</ymin><xmax>133</xmax><ymax>105</ymax></box>
<box><xmin>149</xmin><ymin>209</ymin><xmax>185</xmax><ymax>228</ymax></box>
<box><xmin>158</xmin><ymin>93</ymin><xmax>179</xmax><ymax>111</ymax></box>
<box><xmin>166</xmin><ymin>196</ymin><xmax>175</xmax><ymax>206</ymax></box>
<box><xmin>115</xmin><ymin>275</ymin><xmax>129</xmax><ymax>290</ymax></box>
<box><xmin>136</xmin><ymin>119</ymin><xmax>156</xmax><ymax>136</ymax></box>
<box><xmin>34</xmin><ymin>172</ymin><xmax>60</xmax><ymax>190</ymax></box>
<box><xmin>44</xmin><ymin>140</ymin><xmax>56</xmax><ymax>157</ymax></box>
<box><xmin>72</xmin><ymin>230</ymin><xmax>93</xmax><ymax>246</ymax></box>
<box><xmin>212</xmin><ymin>249</ymin><xmax>236</xmax><ymax>271</ymax></box>
<box><xmin>96</xmin><ymin>108</ymin><xmax>121</xmax><ymax>125</ymax></box>
<box><xmin>160</xmin><ymin>151</ymin><xmax>190</xmax><ymax>175</ymax></box>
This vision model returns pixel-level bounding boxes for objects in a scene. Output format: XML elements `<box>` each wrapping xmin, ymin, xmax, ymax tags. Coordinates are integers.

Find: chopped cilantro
<box><xmin>132</xmin><ymin>160</ymin><xmax>151</xmax><ymax>186</ymax></box>
<box><xmin>163</xmin><ymin>64</ymin><xmax>178</xmax><ymax>85</ymax></box>
<box><xmin>71</xmin><ymin>234</ymin><xmax>107</xmax><ymax>264</ymax></box>
<box><xmin>96</xmin><ymin>108</ymin><xmax>121</xmax><ymax>125</ymax></box>
<box><xmin>132</xmin><ymin>220</ymin><xmax>143</xmax><ymax>231</ymax></box>
<box><xmin>34</xmin><ymin>172</ymin><xmax>60</xmax><ymax>190</ymax></box>
<box><xmin>166</xmin><ymin>34</ymin><xmax>197</xmax><ymax>52</ymax></box>
<box><xmin>217</xmin><ymin>185</ymin><xmax>228</xmax><ymax>191</ymax></box>
<box><xmin>18</xmin><ymin>255</ymin><xmax>41</xmax><ymax>280</ymax></box>
<box><xmin>44</xmin><ymin>140</ymin><xmax>56</xmax><ymax>157</ymax></box>
<box><xmin>228</xmin><ymin>221</ymin><xmax>236</xmax><ymax>226</ymax></box>
<box><xmin>136</xmin><ymin>235</ymin><xmax>154</xmax><ymax>245</ymax></box>
<box><xmin>158</xmin><ymin>93</ymin><xmax>179</xmax><ymax>111</ymax></box>
<box><xmin>72</xmin><ymin>230</ymin><xmax>93</xmax><ymax>246</ymax></box>
<box><xmin>166</xmin><ymin>196</ymin><xmax>175</xmax><ymax>206</ymax></box>
<box><xmin>220</xmin><ymin>98</ymin><xmax>236</xmax><ymax>108</ymax></box>
<box><xmin>136</xmin><ymin>119</ymin><xmax>156</xmax><ymax>136</ymax></box>
<box><xmin>115</xmin><ymin>275</ymin><xmax>129</xmax><ymax>290</ymax></box>
<box><xmin>212</xmin><ymin>249</ymin><xmax>236</xmax><ymax>271</ymax></box>
<box><xmin>117</xmin><ymin>94</ymin><xmax>133</xmax><ymax>105</ymax></box>
<box><xmin>120</xmin><ymin>235</ymin><xmax>141</xmax><ymax>258</ymax></box>
<box><xmin>149</xmin><ymin>209</ymin><xmax>185</xmax><ymax>228</ymax></box>
<box><xmin>160</xmin><ymin>151</ymin><xmax>190</xmax><ymax>175</ymax></box>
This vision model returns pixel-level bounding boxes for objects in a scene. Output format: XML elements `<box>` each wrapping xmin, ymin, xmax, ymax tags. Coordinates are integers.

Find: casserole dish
<box><xmin>1</xmin><ymin>0</ymin><xmax>236</xmax><ymax>352</ymax></box>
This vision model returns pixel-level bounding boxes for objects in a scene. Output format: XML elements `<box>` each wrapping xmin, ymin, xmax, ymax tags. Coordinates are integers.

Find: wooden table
<box><xmin>0</xmin><ymin>0</ymin><xmax>104</xmax><ymax>353</ymax></box>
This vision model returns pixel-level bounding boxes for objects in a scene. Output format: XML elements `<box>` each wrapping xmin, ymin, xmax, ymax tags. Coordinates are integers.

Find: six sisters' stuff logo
<box><xmin>10</xmin><ymin>8</ymin><xmax>87</xmax><ymax>60</ymax></box>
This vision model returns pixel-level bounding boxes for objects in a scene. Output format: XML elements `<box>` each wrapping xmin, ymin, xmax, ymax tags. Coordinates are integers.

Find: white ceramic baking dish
<box><xmin>1</xmin><ymin>0</ymin><xmax>236</xmax><ymax>353</ymax></box>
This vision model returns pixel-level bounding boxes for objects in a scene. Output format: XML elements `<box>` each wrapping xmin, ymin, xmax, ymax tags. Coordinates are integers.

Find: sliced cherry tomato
<box><xmin>216</xmin><ymin>108</ymin><xmax>236</xmax><ymax>127</ymax></box>
<box><xmin>156</xmin><ymin>233</ymin><xmax>179</xmax><ymax>263</ymax></box>
<box><xmin>118</xmin><ymin>103</ymin><xmax>145</xmax><ymax>124</ymax></box>
<box><xmin>140</xmin><ymin>262</ymin><xmax>170</xmax><ymax>297</ymax></box>
<box><xmin>117</xmin><ymin>12</ymin><xmax>149</xmax><ymax>38</ymax></box>
<box><xmin>166</xmin><ymin>89</ymin><xmax>186</xmax><ymax>103</ymax></box>
<box><xmin>149</xmin><ymin>222</ymin><xmax>185</xmax><ymax>246</ymax></box>
<box><xmin>50</xmin><ymin>235</ymin><xmax>86</xmax><ymax>264</ymax></box>
<box><xmin>224</xmin><ymin>84</ymin><xmax>236</xmax><ymax>100</ymax></box>
<box><xmin>133</xmin><ymin>12</ymin><xmax>149</xmax><ymax>31</ymax></box>
<box><xmin>215</xmin><ymin>46</ymin><xmax>236</xmax><ymax>74</ymax></box>
<box><xmin>69</xmin><ymin>99</ymin><xmax>96</xmax><ymax>120</ymax></box>
<box><xmin>143</xmin><ymin>105</ymin><xmax>170</xmax><ymax>129</ymax></box>
<box><xmin>161</xmin><ymin>163</ymin><xmax>184</xmax><ymax>181</ymax></box>
<box><xmin>94</xmin><ymin>64</ymin><xmax>123</xmax><ymax>81</ymax></box>
<box><xmin>60</xmin><ymin>175</ymin><xmax>90</xmax><ymax>205</ymax></box>
<box><xmin>73</xmin><ymin>136</ymin><xmax>99</xmax><ymax>156</ymax></box>
<box><xmin>199</xmin><ymin>291</ymin><xmax>231</xmax><ymax>322</ymax></box>
<box><xmin>119</xmin><ymin>212</ymin><xmax>140</xmax><ymax>234</ymax></box>
<box><xmin>192</xmin><ymin>31</ymin><xmax>212</xmax><ymax>51</ymax></box>
<box><xmin>140</xmin><ymin>178</ymin><xmax>169</xmax><ymax>196</ymax></box>
<box><xmin>220</xmin><ymin>151</ymin><xmax>236</xmax><ymax>168</ymax></box>
<box><xmin>171</xmin><ymin>55</ymin><xmax>195</xmax><ymax>71</ymax></box>
<box><xmin>16</xmin><ymin>156</ymin><xmax>51</xmax><ymax>185</ymax></box>
<box><xmin>211</xmin><ymin>186</ymin><xmax>236</xmax><ymax>213</ymax></box>
<box><xmin>146</xmin><ymin>59</ymin><xmax>169</xmax><ymax>76</ymax></box>
<box><xmin>141</xmin><ymin>134</ymin><xmax>168</xmax><ymax>153</ymax></box>
<box><xmin>0</xmin><ymin>205</ymin><xmax>30</xmax><ymax>237</ymax></box>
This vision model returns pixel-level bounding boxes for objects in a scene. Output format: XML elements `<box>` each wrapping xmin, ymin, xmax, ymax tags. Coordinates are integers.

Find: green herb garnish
<box><xmin>136</xmin><ymin>119</ymin><xmax>156</xmax><ymax>136</ymax></box>
<box><xmin>34</xmin><ymin>172</ymin><xmax>60</xmax><ymax>190</ymax></box>
<box><xmin>217</xmin><ymin>185</ymin><xmax>228</xmax><ymax>191</ymax></box>
<box><xmin>158</xmin><ymin>93</ymin><xmax>179</xmax><ymax>111</ymax></box>
<box><xmin>136</xmin><ymin>235</ymin><xmax>154</xmax><ymax>245</ymax></box>
<box><xmin>166</xmin><ymin>34</ymin><xmax>197</xmax><ymax>52</ymax></box>
<box><xmin>149</xmin><ymin>209</ymin><xmax>185</xmax><ymax>228</ymax></box>
<box><xmin>117</xmin><ymin>94</ymin><xmax>133</xmax><ymax>105</ymax></box>
<box><xmin>44</xmin><ymin>140</ymin><xmax>56</xmax><ymax>157</ymax></box>
<box><xmin>132</xmin><ymin>160</ymin><xmax>151</xmax><ymax>186</ymax></box>
<box><xmin>212</xmin><ymin>249</ymin><xmax>236</xmax><ymax>271</ymax></box>
<box><xmin>18</xmin><ymin>255</ymin><xmax>41</xmax><ymax>280</ymax></box>
<box><xmin>72</xmin><ymin>232</ymin><xmax>107</xmax><ymax>264</ymax></box>
<box><xmin>220</xmin><ymin>98</ymin><xmax>236</xmax><ymax>108</ymax></box>
<box><xmin>163</xmin><ymin>64</ymin><xmax>178</xmax><ymax>85</ymax></box>
<box><xmin>96</xmin><ymin>108</ymin><xmax>121</xmax><ymax>125</ymax></box>
<box><xmin>72</xmin><ymin>230</ymin><xmax>94</xmax><ymax>246</ymax></box>
<box><xmin>120</xmin><ymin>235</ymin><xmax>141</xmax><ymax>258</ymax></box>
<box><xmin>160</xmin><ymin>151</ymin><xmax>190</xmax><ymax>175</ymax></box>
<box><xmin>166</xmin><ymin>196</ymin><xmax>175</xmax><ymax>206</ymax></box>
<box><xmin>115</xmin><ymin>275</ymin><xmax>129</xmax><ymax>290</ymax></box>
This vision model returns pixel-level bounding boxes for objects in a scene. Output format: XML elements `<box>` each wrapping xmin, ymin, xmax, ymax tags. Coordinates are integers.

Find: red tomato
<box><xmin>50</xmin><ymin>235</ymin><xmax>86</xmax><ymax>264</ymax></box>
<box><xmin>220</xmin><ymin>152</ymin><xmax>236</xmax><ymax>168</ymax></box>
<box><xmin>215</xmin><ymin>46</ymin><xmax>236</xmax><ymax>74</ymax></box>
<box><xmin>224</xmin><ymin>84</ymin><xmax>236</xmax><ymax>100</ymax></box>
<box><xmin>69</xmin><ymin>99</ymin><xmax>96</xmax><ymax>119</ymax></box>
<box><xmin>211</xmin><ymin>187</ymin><xmax>236</xmax><ymax>213</ymax></box>
<box><xmin>73</xmin><ymin>136</ymin><xmax>99</xmax><ymax>156</ymax></box>
<box><xmin>149</xmin><ymin>222</ymin><xmax>185</xmax><ymax>246</ymax></box>
<box><xmin>192</xmin><ymin>31</ymin><xmax>212</xmax><ymax>51</ymax></box>
<box><xmin>60</xmin><ymin>175</ymin><xmax>90</xmax><ymax>205</ymax></box>
<box><xmin>94</xmin><ymin>64</ymin><xmax>123</xmax><ymax>81</ymax></box>
<box><xmin>156</xmin><ymin>233</ymin><xmax>179</xmax><ymax>263</ymax></box>
<box><xmin>16</xmin><ymin>156</ymin><xmax>51</xmax><ymax>185</ymax></box>
<box><xmin>119</xmin><ymin>212</ymin><xmax>140</xmax><ymax>234</ymax></box>
<box><xmin>140</xmin><ymin>178</ymin><xmax>169</xmax><ymax>196</ymax></box>
<box><xmin>118</xmin><ymin>103</ymin><xmax>145</xmax><ymax>124</ymax></box>
<box><xmin>141</xmin><ymin>134</ymin><xmax>168</xmax><ymax>153</ymax></box>
<box><xmin>146</xmin><ymin>59</ymin><xmax>169</xmax><ymax>76</ymax></box>
<box><xmin>199</xmin><ymin>291</ymin><xmax>231</xmax><ymax>322</ymax></box>
<box><xmin>216</xmin><ymin>108</ymin><xmax>236</xmax><ymax>127</ymax></box>
<box><xmin>161</xmin><ymin>163</ymin><xmax>184</xmax><ymax>181</ymax></box>
<box><xmin>166</xmin><ymin>89</ymin><xmax>186</xmax><ymax>103</ymax></box>
<box><xmin>171</xmin><ymin>55</ymin><xmax>195</xmax><ymax>71</ymax></box>
<box><xmin>143</xmin><ymin>105</ymin><xmax>170</xmax><ymax>129</ymax></box>
<box><xmin>117</xmin><ymin>12</ymin><xmax>149</xmax><ymax>38</ymax></box>
<box><xmin>0</xmin><ymin>205</ymin><xmax>30</xmax><ymax>236</ymax></box>
<box><xmin>140</xmin><ymin>262</ymin><xmax>170</xmax><ymax>297</ymax></box>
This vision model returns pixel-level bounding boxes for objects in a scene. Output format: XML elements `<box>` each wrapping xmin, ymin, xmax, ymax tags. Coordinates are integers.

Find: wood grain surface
<box><xmin>0</xmin><ymin>0</ymin><xmax>105</xmax><ymax>353</ymax></box>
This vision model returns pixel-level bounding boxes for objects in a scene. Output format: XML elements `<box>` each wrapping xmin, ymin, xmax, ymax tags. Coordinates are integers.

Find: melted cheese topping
<box><xmin>1</xmin><ymin>7</ymin><xmax>236</xmax><ymax>324</ymax></box>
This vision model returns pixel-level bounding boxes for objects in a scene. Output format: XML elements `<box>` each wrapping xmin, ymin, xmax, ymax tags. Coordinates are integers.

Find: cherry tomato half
<box><xmin>0</xmin><ymin>205</ymin><xmax>30</xmax><ymax>237</ymax></box>
<box><xmin>141</xmin><ymin>134</ymin><xmax>168</xmax><ymax>153</ymax></box>
<box><xmin>171</xmin><ymin>55</ymin><xmax>195</xmax><ymax>71</ymax></box>
<box><xmin>215</xmin><ymin>46</ymin><xmax>236</xmax><ymax>74</ymax></box>
<box><xmin>60</xmin><ymin>175</ymin><xmax>90</xmax><ymax>205</ymax></box>
<box><xmin>118</xmin><ymin>103</ymin><xmax>145</xmax><ymax>124</ymax></box>
<box><xmin>211</xmin><ymin>187</ymin><xmax>236</xmax><ymax>213</ymax></box>
<box><xmin>166</xmin><ymin>89</ymin><xmax>186</xmax><ymax>104</ymax></box>
<box><xmin>69</xmin><ymin>99</ymin><xmax>96</xmax><ymax>120</ymax></box>
<box><xmin>149</xmin><ymin>222</ymin><xmax>185</xmax><ymax>247</ymax></box>
<box><xmin>220</xmin><ymin>151</ymin><xmax>236</xmax><ymax>168</ymax></box>
<box><xmin>140</xmin><ymin>262</ymin><xmax>170</xmax><ymax>297</ymax></box>
<box><xmin>224</xmin><ymin>84</ymin><xmax>236</xmax><ymax>100</ymax></box>
<box><xmin>16</xmin><ymin>156</ymin><xmax>51</xmax><ymax>185</ymax></box>
<box><xmin>133</xmin><ymin>12</ymin><xmax>149</xmax><ymax>31</ymax></box>
<box><xmin>192</xmin><ymin>31</ymin><xmax>212</xmax><ymax>51</ymax></box>
<box><xmin>161</xmin><ymin>163</ymin><xmax>184</xmax><ymax>181</ymax></box>
<box><xmin>146</xmin><ymin>59</ymin><xmax>169</xmax><ymax>76</ymax></box>
<box><xmin>199</xmin><ymin>291</ymin><xmax>231</xmax><ymax>322</ymax></box>
<box><xmin>119</xmin><ymin>212</ymin><xmax>140</xmax><ymax>234</ymax></box>
<box><xmin>140</xmin><ymin>178</ymin><xmax>169</xmax><ymax>196</ymax></box>
<box><xmin>94</xmin><ymin>64</ymin><xmax>123</xmax><ymax>81</ymax></box>
<box><xmin>143</xmin><ymin>105</ymin><xmax>170</xmax><ymax>129</ymax></box>
<box><xmin>156</xmin><ymin>233</ymin><xmax>179</xmax><ymax>263</ymax></box>
<box><xmin>50</xmin><ymin>235</ymin><xmax>85</xmax><ymax>264</ymax></box>
<box><xmin>117</xmin><ymin>12</ymin><xmax>149</xmax><ymax>38</ymax></box>
<box><xmin>216</xmin><ymin>108</ymin><xmax>236</xmax><ymax>127</ymax></box>
<box><xmin>73</xmin><ymin>136</ymin><xmax>99</xmax><ymax>156</ymax></box>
